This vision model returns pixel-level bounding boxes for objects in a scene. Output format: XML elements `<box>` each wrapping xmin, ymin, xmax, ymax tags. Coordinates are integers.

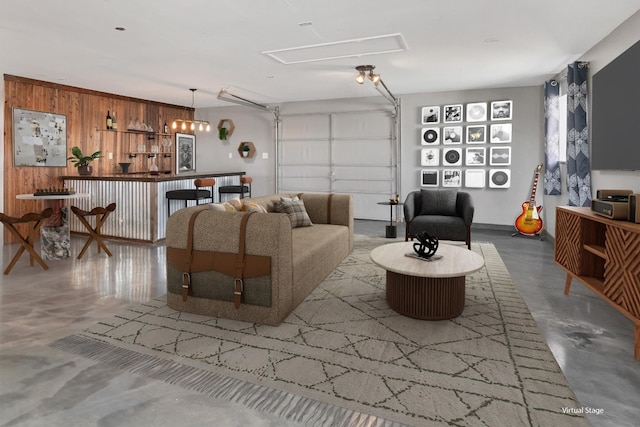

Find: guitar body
<box><xmin>515</xmin><ymin>202</ymin><xmax>544</xmax><ymax>235</ymax></box>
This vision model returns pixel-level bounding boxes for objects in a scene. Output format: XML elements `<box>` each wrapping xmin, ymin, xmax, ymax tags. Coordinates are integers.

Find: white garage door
<box><xmin>278</xmin><ymin>109</ymin><xmax>399</xmax><ymax>220</ymax></box>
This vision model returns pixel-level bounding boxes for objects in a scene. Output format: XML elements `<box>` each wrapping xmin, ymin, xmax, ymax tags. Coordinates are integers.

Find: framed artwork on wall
<box><xmin>489</xmin><ymin>169</ymin><xmax>511</xmax><ymax>188</ymax></box>
<box><xmin>491</xmin><ymin>100</ymin><xmax>513</xmax><ymax>120</ymax></box>
<box><xmin>443</xmin><ymin>104</ymin><xmax>463</xmax><ymax>123</ymax></box>
<box><xmin>442</xmin><ymin>126</ymin><xmax>462</xmax><ymax>144</ymax></box>
<box><xmin>466</xmin><ymin>102</ymin><xmax>487</xmax><ymax>122</ymax></box>
<box><xmin>466</xmin><ymin>125</ymin><xmax>486</xmax><ymax>143</ymax></box>
<box><xmin>465</xmin><ymin>169</ymin><xmax>486</xmax><ymax>188</ymax></box>
<box><xmin>12</xmin><ymin>108</ymin><xmax>67</xmax><ymax>167</ymax></box>
<box><xmin>421</xmin><ymin>148</ymin><xmax>439</xmax><ymax>166</ymax></box>
<box><xmin>421</xmin><ymin>169</ymin><xmax>439</xmax><ymax>187</ymax></box>
<box><xmin>465</xmin><ymin>147</ymin><xmax>486</xmax><ymax>166</ymax></box>
<box><xmin>421</xmin><ymin>127</ymin><xmax>440</xmax><ymax>145</ymax></box>
<box><xmin>442</xmin><ymin>148</ymin><xmax>462</xmax><ymax>166</ymax></box>
<box><xmin>490</xmin><ymin>146</ymin><xmax>511</xmax><ymax>166</ymax></box>
<box><xmin>176</xmin><ymin>132</ymin><xmax>196</xmax><ymax>174</ymax></box>
<box><xmin>490</xmin><ymin>123</ymin><xmax>512</xmax><ymax>143</ymax></box>
<box><xmin>421</xmin><ymin>106</ymin><xmax>440</xmax><ymax>124</ymax></box>
<box><xmin>442</xmin><ymin>169</ymin><xmax>462</xmax><ymax>187</ymax></box>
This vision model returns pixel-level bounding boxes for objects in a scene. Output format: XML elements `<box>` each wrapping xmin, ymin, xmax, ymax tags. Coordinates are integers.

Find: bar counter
<box><xmin>61</xmin><ymin>171</ymin><xmax>245</xmax><ymax>243</ymax></box>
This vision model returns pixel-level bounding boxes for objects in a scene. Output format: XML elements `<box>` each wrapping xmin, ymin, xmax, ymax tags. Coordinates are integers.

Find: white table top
<box><xmin>370</xmin><ymin>242</ymin><xmax>484</xmax><ymax>278</ymax></box>
<box><xmin>16</xmin><ymin>193</ymin><xmax>90</xmax><ymax>200</ymax></box>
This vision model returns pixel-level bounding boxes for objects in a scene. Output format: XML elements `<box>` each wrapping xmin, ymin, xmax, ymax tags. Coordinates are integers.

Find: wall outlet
<box><xmin>262</xmin><ymin>152</ymin><xmax>269</xmax><ymax>159</ymax></box>
<box><xmin>108</xmin><ymin>152</ymin><xmax>113</xmax><ymax>159</ymax></box>
<box><xmin>228</xmin><ymin>152</ymin><xmax>233</xmax><ymax>159</ymax></box>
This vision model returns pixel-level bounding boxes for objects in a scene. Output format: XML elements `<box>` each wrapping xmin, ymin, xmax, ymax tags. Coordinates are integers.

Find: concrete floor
<box><xmin>0</xmin><ymin>220</ymin><xmax>638</xmax><ymax>427</ymax></box>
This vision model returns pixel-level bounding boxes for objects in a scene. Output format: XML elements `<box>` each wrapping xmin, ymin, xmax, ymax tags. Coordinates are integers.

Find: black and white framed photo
<box><xmin>442</xmin><ymin>169</ymin><xmax>462</xmax><ymax>187</ymax></box>
<box><xmin>442</xmin><ymin>126</ymin><xmax>463</xmax><ymax>144</ymax></box>
<box><xmin>176</xmin><ymin>132</ymin><xmax>196</xmax><ymax>174</ymax></box>
<box><xmin>466</xmin><ymin>125</ymin><xmax>486</xmax><ymax>143</ymax></box>
<box><xmin>489</xmin><ymin>169</ymin><xmax>511</xmax><ymax>188</ymax></box>
<box><xmin>466</xmin><ymin>102</ymin><xmax>487</xmax><ymax>122</ymax></box>
<box><xmin>421</xmin><ymin>127</ymin><xmax>440</xmax><ymax>145</ymax></box>
<box><xmin>491</xmin><ymin>100</ymin><xmax>512</xmax><ymax>120</ymax></box>
<box><xmin>421</xmin><ymin>106</ymin><xmax>440</xmax><ymax>124</ymax></box>
<box><xmin>443</xmin><ymin>104</ymin><xmax>463</xmax><ymax>123</ymax></box>
<box><xmin>421</xmin><ymin>169</ymin><xmax>439</xmax><ymax>187</ymax></box>
<box><xmin>490</xmin><ymin>146</ymin><xmax>511</xmax><ymax>166</ymax></box>
<box><xmin>465</xmin><ymin>147</ymin><xmax>486</xmax><ymax>166</ymax></box>
<box><xmin>465</xmin><ymin>169</ymin><xmax>486</xmax><ymax>188</ymax></box>
<box><xmin>490</xmin><ymin>123</ymin><xmax>512</xmax><ymax>143</ymax></box>
<box><xmin>442</xmin><ymin>147</ymin><xmax>462</xmax><ymax>166</ymax></box>
<box><xmin>421</xmin><ymin>148</ymin><xmax>439</xmax><ymax>166</ymax></box>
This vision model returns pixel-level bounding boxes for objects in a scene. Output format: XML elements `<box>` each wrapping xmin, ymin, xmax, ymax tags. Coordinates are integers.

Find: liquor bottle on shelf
<box><xmin>163</xmin><ymin>121</ymin><xmax>169</xmax><ymax>133</ymax></box>
<box><xmin>106</xmin><ymin>111</ymin><xmax>112</xmax><ymax>130</ymax></box>
<box><xmin>112</xmin><ymin>112</ymin><xmax>118</xmax><ymax>130</ymax></box>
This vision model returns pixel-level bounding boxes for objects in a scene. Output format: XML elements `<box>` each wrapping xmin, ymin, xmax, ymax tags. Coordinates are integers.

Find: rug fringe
<box><xmin>50</xmin><ymin>335</ymin><xmax>404</xmax><ymax>427</ymax></box>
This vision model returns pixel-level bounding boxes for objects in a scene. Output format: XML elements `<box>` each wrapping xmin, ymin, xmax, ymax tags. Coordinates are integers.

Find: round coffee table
<box><xmin>370</xmin><ymin>242</ymin><xmax>484</xmax><ymax>320</ymax></box>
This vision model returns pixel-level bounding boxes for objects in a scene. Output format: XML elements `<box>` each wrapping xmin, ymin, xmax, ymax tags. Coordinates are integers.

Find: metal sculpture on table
<box><xmin>413</xmin><ymin>231</ymin><xmax>439</xmax><ymax>259</ymax></box>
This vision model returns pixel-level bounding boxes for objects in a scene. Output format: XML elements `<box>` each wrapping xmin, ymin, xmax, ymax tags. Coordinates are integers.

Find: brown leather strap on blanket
<box><xmin>182</xmin><ymin>209</ymin><xmax>205</xmax><ymax>301</ymax></box>
<box><xmin>234</xmin><ymin>212</ymin><xmax>255</xmax><ymax>308</ymax></box>
<box><xmin>327</xmin><ymin>193</ymin><xmax>334</xmax><ymax>224</ymax></box>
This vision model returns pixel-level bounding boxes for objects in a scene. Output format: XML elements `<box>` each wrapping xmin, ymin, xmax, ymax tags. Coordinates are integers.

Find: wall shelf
<box><xmin>217</xmin><ymin>119</ymin><xmax>235</xmax><ymax>140</ymax></box>
<box><xmin>237</xmin><ymin>141</ymin><xmax>256</xmax><ymax>158</ymax></box>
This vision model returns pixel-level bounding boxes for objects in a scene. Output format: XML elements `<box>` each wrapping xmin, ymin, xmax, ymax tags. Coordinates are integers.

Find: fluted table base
<box><xmin>386</xmin><ymin>271</ymin><xmax>466</xmax><ymax>320</ymax></box>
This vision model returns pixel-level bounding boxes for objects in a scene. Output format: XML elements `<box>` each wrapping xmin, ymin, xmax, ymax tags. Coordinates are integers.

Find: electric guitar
<box><xmin>514</xmin><ymin>164</ymin><xmax>544</xmax><ymax>235</ymax></box>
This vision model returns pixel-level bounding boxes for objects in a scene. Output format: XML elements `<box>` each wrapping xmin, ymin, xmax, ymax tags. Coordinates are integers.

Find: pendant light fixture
<box><xmin>172</xmin><ymin>89</ymin><xmax>211</xmax><ymax>132</ymax></box>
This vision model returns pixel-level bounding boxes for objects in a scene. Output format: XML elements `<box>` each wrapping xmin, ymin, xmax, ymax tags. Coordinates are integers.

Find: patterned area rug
<box><xmin>51</xmin><ymin>236</ymin><xmax>588</xmax><ymax>427</ymax></box>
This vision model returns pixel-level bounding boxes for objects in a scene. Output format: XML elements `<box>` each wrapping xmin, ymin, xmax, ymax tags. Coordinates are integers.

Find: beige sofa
<box><xmin>165</xmin><ymin>193</ymin><xmax>353</xmax><ymax>325</ymax></box>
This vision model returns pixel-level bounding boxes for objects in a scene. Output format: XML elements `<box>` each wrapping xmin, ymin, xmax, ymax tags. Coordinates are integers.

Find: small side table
<box><xmin>377</xmin><ymin>201</ymin><xmax>404</xmax><ymax>238</ymax></box>
<box><xmin>16</xmin><ymin>193</ymin><xmax>90</xmax><ymax>260</ymax></box>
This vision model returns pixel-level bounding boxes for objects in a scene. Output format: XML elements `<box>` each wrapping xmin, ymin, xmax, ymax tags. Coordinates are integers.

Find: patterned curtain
<box><xmin>566</xmin><ymin>62</ymin><xmax>591</xmax><ymax>206</ymax></box>
<box><xmin>544</xmin><ymin>80</ymin><xmax>561</xmax><ymax>195</ymax></box>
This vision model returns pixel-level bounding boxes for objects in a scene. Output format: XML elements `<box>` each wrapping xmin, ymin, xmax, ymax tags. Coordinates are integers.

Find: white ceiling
<box><xmin>1</xmin><ymin>0</ymin><xmax>639</xmax><ymax>108</ymax></box>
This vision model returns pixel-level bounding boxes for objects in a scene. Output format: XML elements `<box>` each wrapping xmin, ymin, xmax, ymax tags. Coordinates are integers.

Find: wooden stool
<box><xmin>218</xmin><ymin>176</ymin><xmax>252</xmax><ymax>200</ymax></box>
<box><xmin>71</xmin><ymin>203</ymin><xmax>116</xmax><ymax>259</ymax></box>
<box><xmin>166</xmin><ymin>178</ymin><xmax>215</xmax><ymax>217</ymax></box>
<box><xmin>0</xmin><ymin>208</ymin><xmax>53</xmax><ymax>274</ymax></box>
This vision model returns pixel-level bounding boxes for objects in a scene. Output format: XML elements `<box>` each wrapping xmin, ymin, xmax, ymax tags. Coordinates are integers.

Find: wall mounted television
<box><xmin>591</xmin><ymin>39</ymin><xmax>640</xmax><ymax>170</ymax></box>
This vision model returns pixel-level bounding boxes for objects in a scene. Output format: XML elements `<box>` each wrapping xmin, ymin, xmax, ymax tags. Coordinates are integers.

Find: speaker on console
<box><xmin>630</xmin><ymin>194</ymin><xmax>640</xmax><ymax>223</ymax></box>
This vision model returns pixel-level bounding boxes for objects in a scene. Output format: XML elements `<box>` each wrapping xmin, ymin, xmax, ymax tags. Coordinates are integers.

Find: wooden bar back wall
<box><xmin>3</xmin><ymin>74</ymin><xmax>193</xmax><ymax>242</ymax></box>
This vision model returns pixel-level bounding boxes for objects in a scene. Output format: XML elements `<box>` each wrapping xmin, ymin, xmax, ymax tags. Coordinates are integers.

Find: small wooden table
<box><xmin>16</xmin><ymin>193</ymin><xmax>90</xmax><ymax>260</ymax></box>
<box><xmin>377</xmin><ymin>201</ymin><xmax>404</xmax><ymax>238</ymax></box>
<box><xmin>370</xmin><ymin>242</ymin><xmax>484</xmax><ymax>320</ymax></box>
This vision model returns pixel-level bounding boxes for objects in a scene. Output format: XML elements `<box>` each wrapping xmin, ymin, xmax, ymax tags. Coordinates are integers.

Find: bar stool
<box><xmin>166</xmin><ymin>178</ymin><xmax>215</xmax><ymax>217</ymax></box>
<box><xmin>71</xmin><ymin>203</ymin><xmax>117</xmax><ymax>259</ymax></box>
<box><xmin>218</xmin><ymin>176</ymin><xmax>252</xmax><ymax>201</ymax></box>
<box><xmin>0</xmin><ymin>208</ymin><xmax>53</xmax><ymax>274</ymax></box>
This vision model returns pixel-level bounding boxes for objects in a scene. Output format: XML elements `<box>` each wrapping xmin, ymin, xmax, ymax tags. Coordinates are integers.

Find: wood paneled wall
<box><xmin>3</xmin><ymin>74</ymin><xmax>193</xmax><ymax>242</ymax></box>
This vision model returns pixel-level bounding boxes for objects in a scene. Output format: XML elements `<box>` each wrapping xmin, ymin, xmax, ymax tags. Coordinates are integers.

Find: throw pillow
<box><xmin>243</xmin><ymin>201</ymin><xmax>267</xmax><ymax>213</ymax></box>
<box><xmin>278</xmin><ymin>199</ymin><xmax>313</xmax><ymax>228</ymax></box>
<box><xmin>419</xmin><ymin>189</ymin><xmax>458</xmax><ymax>216</ymax></box>
<box><xmin>208</xmin><ymin>203</ymin><xmax>227</xmax><ymax>211</ymax></box>
<box><xmin>227</xmin><ymin>197</ymin><xmax>243</xmax><ymax>211</ymax></box>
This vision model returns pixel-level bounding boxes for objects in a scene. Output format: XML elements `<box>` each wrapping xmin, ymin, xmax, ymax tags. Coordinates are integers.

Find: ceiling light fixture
<box><xmin>354</xmin><ymin>65</ymin><xmax>398</xmax><ymax>108</ymax></box>
<box><xmin>172</xmin><ymin>89</ymin><xmax>211</xmax><ymax>132</ymax></box>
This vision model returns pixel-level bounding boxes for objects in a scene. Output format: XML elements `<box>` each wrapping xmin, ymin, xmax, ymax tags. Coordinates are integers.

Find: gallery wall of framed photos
<box><xmin>419</xmin><ymin>100</ymin><xmax>513</xmax><ymax>189</ymax></box>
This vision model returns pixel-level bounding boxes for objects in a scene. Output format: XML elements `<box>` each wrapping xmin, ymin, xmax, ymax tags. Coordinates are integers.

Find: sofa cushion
<box><xmin>276</xmin><ymin>198</ymin><xmax>312</xmax><ymax>228</ymax></box>
<box><xmin>420</xmin><ymin>189</ymin><xmax>457</xmax><ymax>216</ymax></box>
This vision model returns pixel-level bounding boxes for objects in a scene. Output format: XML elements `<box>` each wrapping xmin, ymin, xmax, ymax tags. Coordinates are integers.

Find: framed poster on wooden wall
<box><xmin>176</xmin><ymin>132</ymin><xmax>196</xmax><ymax>173</ymax></box>
<box><xmin>12</xmin><ymin>108</ymin><xmax>67</xmax><ymax>167</ymax></box>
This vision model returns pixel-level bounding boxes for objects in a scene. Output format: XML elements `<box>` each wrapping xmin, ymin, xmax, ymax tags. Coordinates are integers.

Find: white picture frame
<box><xmin>176</xmin><ymin>132</ymin><xmax>196</xmax><ymax>174</ymax></box>
<box><xmin>465</xmin><ymin>169</ymin><xmax>486</xmax><ymax>188</ymax></box>
<box><xmin>442</xmin><ymin>169</ymin><xmax>462</xmax><ymax>187</ymax></box>
<box><xmin>421</xmin><ymin>148</ymin><xmax>439</xmax><ymax>166</ymax></box>
<box><xmin>466</xmin><ymin>125</ymin><xmax>486</xmax><ymax>144</ymax></box>
<box><xmin>442</xmin><ymin>148</ymin><xmax>462</xmax><ymax>166</ymax></box>
<box><xmin>490</xmin><ymin>123</ymin><xmax>512</xmax><ymax>143</ymax></box>
<box><xmin>466</xmin><ymin>102</ymin><xmax>487</xmax><ymax>122</ymax></box>
<box><xmin>489</xmin><ymin>146</ymin><xmax>511</xmax><ymax>166</ymax></box>
<box><xmin>421</xmin><ymin>127</ymin><xmax>440</xmax><ymax>145</ymax></box>
<box><xmin>421</xmin><ymin>169</ymin><xmax>439</xmax><ymax>187</ymax></box>
<box><xmin>465</xmin><ymin>147</ymin><xmax>486</xmax><ymax>166</ymax></box>
<box><xmin>491</xmin><ymin>100</ymin><xmax>513</xmax><ymax>120</ymax></box>
<box><xmin>489</xmin><ymin>169</ymin><xmax>511</xmax><ymax>188</ymax></box>
<box><xmin>442</xmin><ymin>126</ymin><xmax>463</xmax><ymax>144</ymax></box>
<box><xmin>443</xmin><ymin>104</ymin><xmax>463</xmax><ymax>123</ymax></box>
<box><xmin>421</xmin><ymin>106</ymin><xmax>440</xmax><ymax>124</ymax></box>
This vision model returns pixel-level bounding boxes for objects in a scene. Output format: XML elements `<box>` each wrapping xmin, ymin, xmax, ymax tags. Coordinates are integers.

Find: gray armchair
<box><xmin>404</xmin><ymin>189</ymin><xmax>474</xmax><ymax>249</ymax></box>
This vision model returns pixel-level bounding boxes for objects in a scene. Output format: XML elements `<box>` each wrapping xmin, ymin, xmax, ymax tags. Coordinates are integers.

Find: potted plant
<box><xmin>67</xmin><ymin>146</ymin><xmax>102</xmax><ymax>175</ymax></box>
<box><xmin>219</xmin><ymin>126</ymin><xmax>228</xmax><ymax>141</ymax></box>
<box><xmin>242</xmin><ymin>143</ymin><xmax>251</xmax><ymax>157</ymax></box>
